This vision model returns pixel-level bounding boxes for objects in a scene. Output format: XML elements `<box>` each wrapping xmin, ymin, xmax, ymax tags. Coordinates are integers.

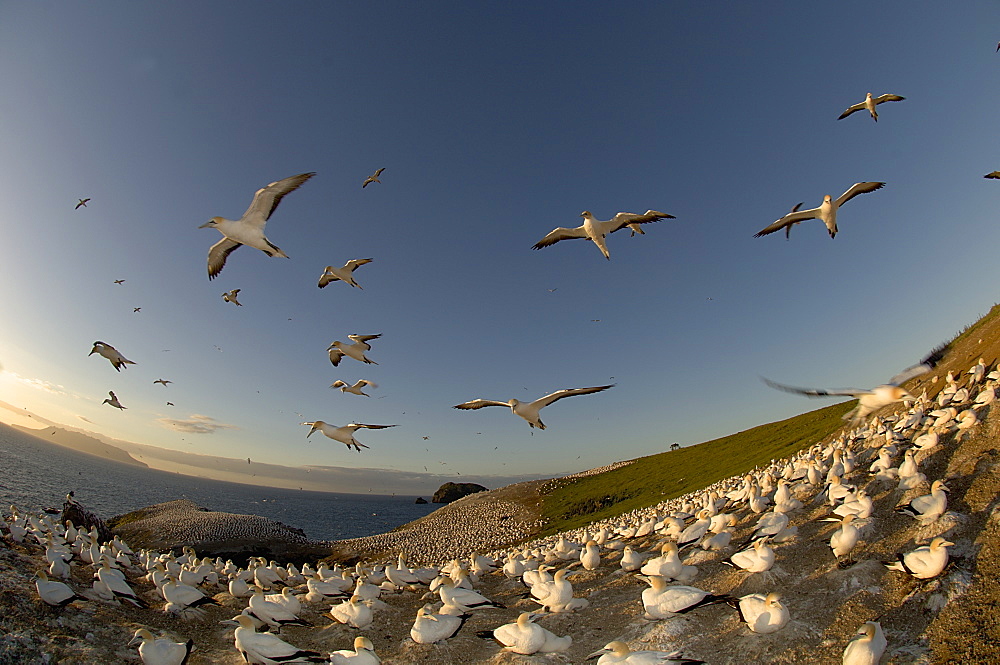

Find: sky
<box><xmin>1</xmin><ymin>2</ymin><xmax>999</xmax><ymax>493</ymax></box>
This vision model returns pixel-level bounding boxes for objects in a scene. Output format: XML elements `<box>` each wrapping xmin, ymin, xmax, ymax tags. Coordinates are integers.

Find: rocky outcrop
<box><xmin>414</xmin><ymin>497</ymin><xmax>428</xmax><ymax>504</ymax></box>
<box><xmin>431</xmin><ymin>482</ymin><xmax>488</xmax><ymax>504</ymax></box>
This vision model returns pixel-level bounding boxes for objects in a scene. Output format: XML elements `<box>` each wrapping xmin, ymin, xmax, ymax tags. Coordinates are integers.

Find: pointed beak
<box><xmin>586</xmin><ymin>649</ymin><xmax>607</xmax><ymax>660</ymax></box>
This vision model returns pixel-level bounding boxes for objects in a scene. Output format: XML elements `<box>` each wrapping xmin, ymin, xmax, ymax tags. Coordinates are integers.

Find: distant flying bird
<box><xmin>113</xmin><ymin>279</ymin><xmax>125</xmax><ymax>285</ymax></box>
<box><xmin>103</xmin><ymin>391</ymin><xmax>126</xmax><ymax>410</ymax></box>
<box><xmin>753</xmin><ymin>182</ymin><xmax>884</xmax><ymax>239</ymax></box>
<box><xmin>984</xmin><ymin>171</ymin><xmax>1000</xmax><ymax>179</ymax></box>
<box><xmin>362</xmin><ymin>168</ymin><xmax>385</xmax><ymax>188</ymax></box>
<box><xmin>532</xmin><ymin>210</ymin><xmax>675</xmax><ymax>260</ymax></box>
<box><xmin>133</xmin><ymin>307</ymin><xmax>141</xmax><ymax>313</ymax></box>
<box><xmin>153</xmin><ymin>379</ymin><xmax>172</xmax><ymax>386</ymax></box>
<box><xmin>762</xmin><ymin>343</ymin><xmax>947</xmax><ymax>425</ymax></box>
<box><xmin>453</xmin><ymin>384</ymin><xmax>614</xmax><ymax>430</ymax></box>
<box><xmin>89</xmin><ymin>341</ymin><xmax>136</xmax><ymax>371</ymax></box>
<box><xmin>318</xmin><ymin>258</ymin><xmax>373</xmax><ymax>289</ymax></box>
<box><xmin>837</xmin><ymin>92</ymin><xmax>906</xmax><ymax>122</ymax></box>
<box><xmin>328</xmin><ymin>334</ymin><xmax>380</xmax><ymax>366</ymax></box>
<box><xmin>331</xmin><ymin>379</ymin><xmax>378</xmax><ymax>397</ymax></box>
<box><xmin>166</xmin><ymin>402</ymin><xmax>174</xmax><ymax>406</ymax></box>
<box><xmin>301</xmin><ymin>421</ymin><xmax>396</xmax><ymax>451</ymax></box>
<box><xmin>222</xmin><ymin>289</ymin><xmax>243</xmax><ymax>306</ymax></box>
<box><xmin>75</xmin><ymin>198</ymin><xmax>90</xmax><ymax>209</ymax></box>
<box><xmin>199</xmin><ymin>172</ymin><xmax>315</xmax><ymax>280</ymax></box>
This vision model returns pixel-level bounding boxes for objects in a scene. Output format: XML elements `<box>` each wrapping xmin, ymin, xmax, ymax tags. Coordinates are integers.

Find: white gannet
<box><xmin>754</xmin><ymin>182</ymin><xmax>885</xmax><ymax>239</ymax></box>
<box><xmin>884</xmin><ymin>537</ymin><xmax>953</xmax><ymax>579</ymax></box>
<box><xmin>477</xmin><ymin>612</ymin><xmax>571</xmax><ymax>655</ymax></box>
<box><xmin>362</xmin><ymin>168</ymin><xmax>385</xmax><ymax>188</ymax></box>
<box><xmin>895</xmin><ymin>479</ymin><xmax>948</xmax><ymax>524</ymax></box>
<box><xmin>842</xmin><ymin>621</ymin><xmax>887</xmax><ymax>665</ymax></box>
<box><xmin>532</xmin><ymin>210</ymin><xmax>675</xmax><ymax>260</ymax></box>
<box><xmin>199</xmin><ymin>172</ymin><xmax>315</xmax><ymax>280</ymax></box>
<box><xmin>438</xmin><ymin>577</ymin><xmax>504</xmax><ymax>611</ymax></box>
<box><xmin>113</xmin><ymin>279</ymin><xmax>125</xmax><ymax>285</ymax></box>
<box><xmin>301</xmin><ymin>421</ymin><xmax>395</xmax><ymax>451</ymax></box>
<box><xmin>128</xmin><ymin>628</ymin><xmax>194</xmax><ymax>665</ymax></box>
<box><xmin>328</xmin><ymin>334</ymin><xmax>381</xmax><ymax>366</ymax></box>
<box><xmin>161</xmin><ymin>576</ymin><xmax>218</xmax><ymax>612</ymax></box>
<box><xmin>729</xmin><ymin>592</ymin><xmax>789</xmax><ymax>634</ymax></box>
<box><xmin>329</xmin><ymin>594</ymin><xmax>373</xmax><ymax>629</ymax></box>
<box><xmin>640</xmin><ymin>542</ymin><xmax>683</xmax><ymax>579</ymax></box>
<box><xmin>640</xmin><ymin>577</ymin><xmax>728</xmax><ymax>619</ymax></box>
<box><xmin>409</xmin><ymin>606</ymin><xmax>468</xmax><ymax>643</ymax></box>
<box><xmin>838</xmin><ymin>92</ymin><xmax>906</xmax><ymax>122</ymax></box>
<box><xmin>90</xmin><ymin>341</ymin><xmax>135</xmax><ymax>371</ymax></box>
<box><xmin>222</xmin><ymin>289</ymin><xmax>243</xmax><ymax>306</ymax></box>
<box><xmin>153</xmin><ymin>379</ymin><xmax>172</xmax><ymax>386</ymax></box>
<box><xmin>453</xmin><ymin>384</ymin><xmax>614</xmax><ymax>430</ymax></box>
<box><xmin>330</xmin><ymin>636</ymin><xmax>380</xmax><ymax>664</ymax></box>
<box><xmin>318</xmin><ymin>259</ymin><xmax>374</xmax><ymax>289</ymax></box>
<box><xmin>586</xmin><ymin>640</ymin><xmax>705</xmax><ymax>664</ymax></box>
<box><xmin>35</xmin><ymin>570</ymin><xmax>85</xmax><ymax>608</ymax></box>
<box><xmin>829</xmin><ymin>514</ymin><xmax>860</xmax><ymax>558</ymax></box>
<box><xmin>76</xmin><ymin>198</ymin><xmax>90</xmax><ymax>209</ymax></box>
<box><xmin>762</xmin><ymin>343</ymin><xmax>948</xmax><ymax>425</ymax></box>
<box><xmin>223</xmin><ymin>614</ymin><xmax>325</xmax><ymax>664</ymax></box>
<box><xmin>330</xmin><ymin>380</ymin><xmax>378</xmax><ymax>397</ymax></box>
<box><xmin>103</xmin><ymin>391</ymin><xmax>126</xmax><ymax>410</ymax></box>
<box><xmin>95</xmin><ymin>560</ymin><xmax>146</xmax><ymax>606</ymax></box>
<box><xmin>723</xmin><ymin>539</ymin><xmax>775</xmax><ymax>573</ymax></box>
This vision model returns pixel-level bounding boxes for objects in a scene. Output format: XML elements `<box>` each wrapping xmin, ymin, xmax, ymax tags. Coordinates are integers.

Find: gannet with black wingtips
<box><xmin>838</xmin><ymin>92</ymin><xmax>906</xmax><ymax>122</ymax></box>
<box><xmin>301</xmin><ymin>421</ymin><xmax>395</xmax><ymax>451</ymax></box>
<box><xmin>409</xmin><ymin>606</ymin><xmax>468</xmax><ymax>643</ymax></box>
<box><xmin>128</xmin><ymin>628</ymin><xmax>194</xmax><ymax>665</ymax></box>
<box><xmin>476</xmin><ymin>612</ymin><xmax>571</xmax><ymax>655</ymax></box>
<box><xmin>199</xmin><ymin>172</ymin><xmax>315</xmax><ymax>280</ymax></box>
<box><xmin>90</xmin><ymin>341</ymin><xmax>135</xmax><ymax>371</ymax></box>
<box><xmin>329</xmin><ymin>636</ymin><xmax>380</xmax><ymax>665</ymax></box>
<box><xmin>895</xmin><ymin>480</ymin><xmax>948</xmax><ymax>524</ymax></box>
<box><xmin>328</xmin><ymin>334</ymin><xmax>380</xmax><ymax>366</ymax></box>
<box><xmin>318</xmin><ymin>259</ymin><xmax>374</xmax><ymax>289</ymax></box>
<box><xmin>223</xmin><ymin>614</ymin><xmax>326</xmax><ymax>663</ymax></box>
<box><xmin>586</xmin><ymin>641</ymin><xmax>705</xmax><ymax>664</ymax></box>
<box><xmin>331</xmin><ymin>380</ymin><xmax>377</xmax><ymax>397</ymax></box>
<box><xmin>453</xmin><ymin>384</ymin><xmax>614</xmax><ymax>430</ymax></box>
<box><xmin>76</xmin><ymin>198</ymin><xmax>90</xmax><ymax>209</ymax></box>
<box><xmin>35</xmin><ymin>570</ymin><xmax>86</xmax><ymax>608</ymax></box>
<box><xmin>362</xmin><ymin>168</ymin><xmax>385</xmax><ymax>188</ymax></box>
<box><xmin>222</xmin><ymin>289</ymin><xmax>243</xmax><ymax>306</ymax></box>
<box><xmin>533</xmin><ymin>210</ymin><xmax>675</xmax><ymax>259</ymax></box>
<box><xmin>754</xmin><ymin>182</ymin><xmax>885</xmax><ymax>239</ymax></box>
<box><xmin>103</xmin><ymin>391</ymin><xmax>126</xmax><ymax>410</ymax></box>
<box><xmin>884</xmin><ymin>537</ymin><xmax>953</xmax><ymax>579</ymax></box>
<box><xmin>640</xmin><ymin>577</ymin><xmax>729</xmax><ymax>620</ymax></box>
<box><xmin>728</xmin><ymin>592</ymin><xmax>789</xmax><ymax>634</ymax></box>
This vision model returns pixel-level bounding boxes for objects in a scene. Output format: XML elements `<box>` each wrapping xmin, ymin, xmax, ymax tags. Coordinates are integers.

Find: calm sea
<box><xmin>0</xmin><ymin>424</ymin><xmax>436</xmax><ymax>541</ymax></box>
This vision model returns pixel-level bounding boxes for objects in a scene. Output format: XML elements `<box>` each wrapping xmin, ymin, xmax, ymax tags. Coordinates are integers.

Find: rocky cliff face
<box><xmin>431</xmin><ymin>481</ymin><xmax>488</xmax><ymax>503</ymax></box>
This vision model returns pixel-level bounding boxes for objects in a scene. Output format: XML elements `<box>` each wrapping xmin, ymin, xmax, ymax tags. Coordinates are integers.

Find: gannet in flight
<box><xmin>128</xmin><ymin>629</ymin><xmax>194</xmax><ymax>665</ymax></box>
<box><xmin>89</xmin><ymin>341</ymin><xmax>135</xmax><ymax>371</ymax></box>
<box><xmin>133</xmin><ymin>307</ymin><xmax>141</xmax><ymax>313</ymax></box>
<box><xmin>362</xmin><ymin>168</ymin><xmax>385</xmax><ymax>188</ymax></box>
<box><xmin>838</xmin><ymin>93</ymin><xmax>906</xmax><ymax>122</ymax></box>
<box><xmin>199</xmin><ymin>172</ymin><xmax>315</xmax><ymax>280</ymax></box>
<box><xmin>113</xmin><ymin>279</ymin><xmax>125</xmax><ymax>285</ymax></box>
<box><xmin>301</xmin><ymin>421</ymin><xmax>395</xmax><ymax>451</ymax></box>
<box><xmin>318</xmin><ymin>258</ymin><xmax>373</xmax><ymax>289</ymax></box>
<box><xmin>153</xmin><ymin>379</ymin><xmax>172</xmax><ymax>386</ymax></box>
<box><xmin>103</xmin><ymin>391</ymin><xmax>126</xmax><ymax>410</ymax></box>
<box><xmin>328</xmin><ymin>334</ymin><xmax>380</xmax><ymax>366</ymax></box>
<box><xmin>75</xmin><ymin>198</ymin><xmax>90</xmax><ymax>209</ymax></box>
<box><xmin>532</xmin><ymin>210</ymin><xmax>675</xmax><ymax>260</ymax></box>
<box><xmin>762</xmin><ymin>343</ymin><xmax>947</xmax><ymax>424</ymax></box>
<box><xmin>754</xmin><ymin>182</ymin><xmax>884</xmax><ymax>239</ymax></box>
<box><xmin>222</xmin><ymin>289</ymin><xmax>243</xmax><ymax>306</ymax></box>
<box><xmin>330</xmin><ymin>379</ymin><xmax>377</xmax><ymax>397</ymax></box>
<box><xmin>453</xmin><ymin>384</ymin><xmax>614</xmax><ymax>430</ymax></box>
<box><xmin>985</xmin><ymin>171</ymin><xmax>1000</xmax><ymax>179</ymax></box>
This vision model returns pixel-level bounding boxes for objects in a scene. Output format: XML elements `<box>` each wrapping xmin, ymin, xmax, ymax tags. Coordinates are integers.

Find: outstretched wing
<box><xmin>984</xmin><ymin>171</ymin><xmax>1000</xmax><ymax>179</ymax></box>
<box><xmin>346</xmin><ymin>258</ymin><xmax>374</xmax><ymax>271</ymax></box>
<box><xmin>241</xmin><ymin>172</ymin><xmax>316</xmax><ymax>226</ymax></box>
<box><xmin>754</xmin><ymin>206</ymin><xmax>820</xmax><ymax>238</ymax></box>
<box><xmin>837</xmin><ymin>101</ymin><xmax>867</xmax><ymax>120</ymax></box>
<box><xmin>207</xmin><ymin>238</ymin><xmax>242</xmax><ymax>280</ymax></box>
<box><xmin>873</xmin><ymin>94</ymin><xmax>905</xmax><ymax>105</ymax></box>
<box><xmin>453</xmin><ymin>399</ymin><xmax>510</xmax><ymax>410</ymax></box>
<box><xmin>608</xmin><ymin>210</ymin><xmax>675</xmax><ymax>234</ymax></box>
<box><xmin>533</xmin><ymin>384</ymin><xmax>615</xmax><ymax>408</ymax></box>
<box><xmin>833</xmin><ymin>182</ymin><xmax>884</xmax><ymax>208</ymax></box>
<box><xmin>348</xmin><ymin>334</ymin><xmax>381</xmax><ymax>343</ymax></box>
<box><xmin>532</xmin><ymin>226</ymin><xmax>588</xmax><ymax>250</ymax></box>
<box><xmin>350</xmin><ymin>423</ymin><xmax>396</xmax><ymax>430</ymax></box>
<box><xmin>888</xmin><ymin>343</ymin><xmax>949</xmax><ymax>386</ymax></box>
<box><xmin>761</xmin><ymin>377</ymin><xmax>871</xmax><ymax>398</ymax></box>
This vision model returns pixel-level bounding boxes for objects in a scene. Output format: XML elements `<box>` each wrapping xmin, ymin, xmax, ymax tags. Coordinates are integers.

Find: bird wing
<box><xmin>607</xmin><ymin>210</ymin><xmax>675</xmax><ymax>234</ymax></box>
<box><xmin>453</xmin><ymin>399</ymin><xmax>510</xmax><ymax>410</ymax></box>
<box><xmin>241</xmin><ymin>172</ymin><xmax>316</xmax><ymax>226</ymax></box>
<box><xmin>328</xmin><ymin>348</ymin><xmax>345</xmax><ymax>366</ymax></box>
<box><xmin>373</xmin><ymin>168</ymin><xmax>385</xmax><ymax>177</ymax></box>
<box><xmin>532</xmin><ymin>384</ymin><xmax>615</xmax><ymax>408</ymax></box>
<box><xmin>873</xmin><ymin>94</ymin><xmax>905</xmax><ymax>104</ymax></box>
<box><xmin>331</xmin><ymin>381</ymin><xmax>347</xmax><ymax>388</ymax></box>
<box><xmin>833</xmin><ymin>181</ymin><xmax>884</xmax><ymax>208</ymax></box>
<box><xmin>358</xmin><ymin>380</ymin><xmax>378</xmax><ymax>388</ymax></box>
<box><xmin>761</xmin><ymin>377</ymin><xmax>871</xmax><ymax>398</ymax></box>
<box><xmin>109</xmin><ymin>391</ymin><xmax>117</xmax><ymax>399</ymax></box>
<box><xmin>985</xmin><ymin>171</ymin><xmax>1000</xmax><ymax>179</ymax></box>
<box><xmin>318</xmin><ymin>270</ymin><xmax>336</xmax><ymax>288</ymax></box>
<box><xmin>345</xmin><ymin>258</ymin><xmax>374</xmax><ymax>271</ymax></box>
<box><xmin>207</xmin><ymin>238</ymin><xmax>242</xmax><ymax>280</ymax></box>
<box><xmin>837</xmin><ymin>101</ymin><xmax>867</xmax><ymax>119</ymax></box>
<box><xmin>887</xmin><ymin>343</ymin><xmax>949</xmax><ymax>385</ymax></box>
<box><xmin>753</xmin><ymin>206</ymin><xmax>821</xmax><ymax>237</ymax></box>
<box><xmin>350</xmin><ymin>423</ymin><xmax>396</xmax><ymax>430</ymax></box>
<box><xmin>348</xmin><ymin>334</ymin><xmax>381</xmax><ymax>343</ymax></box>
<box><xmin>532</xmin><ymin>226</ymin><xmax>589</xmax><ymax>250</ymax></box>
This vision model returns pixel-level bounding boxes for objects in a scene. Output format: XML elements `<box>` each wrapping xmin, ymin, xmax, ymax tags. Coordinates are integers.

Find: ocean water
<box><xmin>0</xmin><ymin>424</ymin><xmax>436</xmax><ymax>541</ymax></box>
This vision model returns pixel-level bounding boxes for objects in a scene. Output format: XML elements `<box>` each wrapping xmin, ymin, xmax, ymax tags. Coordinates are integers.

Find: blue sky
<box><xmin>1</xmin><ymin>2</ymin><xmax>999</xmax><ymax>491</ymax></box>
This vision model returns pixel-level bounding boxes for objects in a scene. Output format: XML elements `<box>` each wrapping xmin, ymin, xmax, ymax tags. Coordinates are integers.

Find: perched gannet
<box><xmin>362</xmin><ymin>168</ymin><xmax>385</xmax><ymax>188</ymax></box>
<box><xmin>829</xmin><ymin>514</ymin><xmax>860</xmax><ymax>558</ymax></box>
<box><xmin>438</xmin><ymin>577</ymin><xmax>504</xmax><ymax>611</ymax></box>
<box><xmin>640</xmin><ymin>542</ymin><xmax>683</xmax><ymax>579</ymax></box>
<box><xmin>410</xmin><ymin>606</ymin><xmax>468</xmax><ymax>643</ymax></box>
<box><xmin>161</xmin><ymin>576</ymin><xmax>218</xmax><ymax>612</ymax></box>
<box><xmin>128</xmin><ymin>628</ymin><xmax>194</xmax><ymax>665</ymax></box>
<box><xmin>329</xmin><ymin>594</ymin><xmax>373</xmax><ymax>629</ymax></box>
<box><xmin>842</xmin><ymin>621</ymin><xmax>887</xmax><ymax>665</ymax></box>
<box><xmin>762</xmin><ymin>343</ymin><xmax>948</xmax><ymax>424</ymax></box>
<box><xmin>723</xmin><ymin>539</ymin><xmax>775</xmax><ymax>573</ymax></box>
<box><xmin>222</xmin><ymin>289</ymin><xmax>243</xmax><ymax>306</ymax></box>
<box><xmin>301</xmin><ymin>421</ymin><xmax>395</xmax><ymax>451</ymax></box>
<box><xmin>729</xmin><ymin>592</ymin><xmax>789</xmax><ymax>634</ymax></box>
<box><xmin>35</xmin><ymin>570</ymin><xmax>85</xmax><ymax>608</ymax></box>
<box><xmin>586</xmin><ymin>641</ymin><xmax>705</xmax><ymax>664</ymax></box>
<box><xmin>199</xmin><ymin>172</ymin><xmax>315</xmax><ymax>280</ymax></box>
<box><xmin>532</xmin><ymin>210</ymin><xmax>674</xmax><ymax>260</ymax></box>
<box><xmin>330</xmin><ymin>636</ymin><xmax>380</xmax><ymax>664</ymax></box>
<box><xmin>896</xmin><ymin>480</ymin><xmax>948</xmax><ymax>524</ymax></box>
<box><xmin>103</xmin><ymin>391</ymin><xmax>126</xmax><ymax>410</ymax></box>
<box><xmin>837</xmin><ymin>92</ymin><xmax>906</xmax><ymax>121</ymax></box>
<box><xmin>453</xmin><ymin>384</ymin><xmax>614</xmax><ymax>430</ymax></box>
<box><xmin>76</xmin><ymin>198</ymin><xmax>90</xmax><ymax>209</ymax></box>
<box><xmin>330</xmin><ymin>380</ymin><xmax>377</xmax><ymax>397</ymax></box>
<box><xmin>640</xmin><ymin>577</ymin><xmax>728</xmax><ymax>619</ymax></box>
<box><xmin>328</xmin><ymin>334</ymin><xmax>381</xmax><ymax>366</ymax></box>
<box><xmin>153</xmin><ymin>379</ymin><xmax>172</xmax><ymax>386</ymax></box>
<box><xmin>476</xmin><ymin>612</ymin><xmax>572</xmax><ymax>655</ymax></box>
<box><xmin>754</xmin><ymin>182</ymin><xmax>885</xmax><ymax>239</ymax></box>
<box><xmin>318</xmin><ymin>259</ymin><xmax>374</xmax><ymax>289</ymax></box>
<box><xmin>884</xmin><ymin>537</ymin><xmax>953</xmax><ymax>579</ymax></box>
<box><xmin>95</xmin><ymin>560</ymin><xmax>147</xmax><ymax>606</ymax></box>
<box><xmin>248</xmin><ymin>586</ymin><xmax>310</xmax><ymax>631</ymax></box>
<box><xmin>89</xmin><ymin>341</ymin><xmax>136</xmax><ymax>371</ymax></box>
<box><xmin>223</xmin><ymin>614</ymin><xmax>325</xmax><ymax>664</ymax></box>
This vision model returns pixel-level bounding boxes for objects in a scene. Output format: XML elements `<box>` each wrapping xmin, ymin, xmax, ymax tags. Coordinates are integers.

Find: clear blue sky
<box><xmin>2</xmin><ymin>2</ymin><xmax>999</xmax><ymax>489</ymax></box>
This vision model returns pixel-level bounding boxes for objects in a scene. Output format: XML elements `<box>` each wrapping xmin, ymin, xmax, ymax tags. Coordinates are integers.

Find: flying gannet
<box><xmin>453</xmin><ymin>384</ymin><xmax>615</xmax><ymax>430</ymax></box>
<box><xmin>328</xmin><ymin>334</ymin><xmax>380</xmax><ymax>366</ymax></box>
<box><xmin>837</xmin><ymin>93</ymin><xmax>906</xmax><ymax>122</ymax></box>
<box><xmin>984</xmin><ymin>172</ymin><xmax>1000</xmax><ymax>179</ymax></box>
<box><xmin>89</xmin><ymin>341</ymin><xmax>135</xmax><ymax>371</ymax></box>
<box><xmin>754</xmin><ymin>182</ymin><xmax>885</xmax><ymax>239</ymax></box>
<box><xmin>128</xmin><ymin>628</ymin><xmax>194</xmax><ymax>665</ymax></box>
<box><xmin>330</xmin><ymin>380</ymin><xmax>378</xmax><ymax>397</ymax></box>
<box><xmin>113</xmin><ymin>279</ymin><xmax>125</xmax><ymax>285</ymax></box>
<box><xmin>153</xmin><ymin>379</ymin><xmax>172</xmax><ymax>386</ymax></box>
<box><xmin>76</xmin><ymin>198</ymin><xmax>90</xmax><ymax>209</ymax></box>
<box><xmin>318</xmin><ymin>259</ymin><xmax>374</xmax><ymax>289</ymax></box>
<box><xmin>301</xmin><ymin>421</ymin><xmax>395</xmax><ymax>451</ymax></box>
<box><xmin>103</xmin><ymin>391</ymin><xmax>126</xmax><ymax>410</ymax></box>
<box><xmin>199</xmin><ymin>172</ymin><xmax>315</xmax><ymax>280</ymax></box>
<box><xmin>532</xmin><ymin>210</ymin><xmax>675</xmax><ymax>260</ymax></box>
<box><xmin>222</xmin><ymin>289</ymin><xmax>243</xmax><ymax>306</ymax></box>
<box><xmin>362</xmin><ymin>168</ymin><xmax>385</xmax><ymax>188</ymax></box>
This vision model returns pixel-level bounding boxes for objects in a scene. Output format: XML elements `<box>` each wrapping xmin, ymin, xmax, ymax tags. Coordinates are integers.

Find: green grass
<box><xmin>538</xmin><ymin>400</ymin><xmax>855</xmax><ymax>535</ymax></box>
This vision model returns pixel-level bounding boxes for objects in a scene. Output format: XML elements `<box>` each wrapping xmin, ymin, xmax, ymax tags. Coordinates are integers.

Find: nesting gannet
<box><xmin>837</xmin><ymin>93</ymin><xmax>906</xmax><ymax>121</ymax></box>
<box><xmin>884</xmin><ymin>537</ymin><xmax>953</xmax><ymax>579</ymax></box>
<box><xmin>329</xmin><ymin>594</ymin><xmax>373</xmax><ymax>629</ymax></box>
<box><xmin>128</xmin><ymin>628</ymin><xmax>194</xmax><ymax>665</ymax></box>
<box><xmin>640</xmin><ymin>577</ymin><xmax>728</xmax><ymax>619</ymax></box>
<box><xmin>76</xmin><ymin>198</ymin><xmax>90</xmax><ymax>209</ymax></box>
<box><xmin>103</xmin><ymin>391</ymin><xmax>126</xmax><ymax>410</ymax></box>
<box><xmin>842</xmin><ymin>621</ymin><xmax>887</xmax><ymax>665</ymax></box>
<box><xmin>95</xmin><ymin>560</ymin><xmax>146</xmax><ymax>606</ymax></box>
<box><xmin>362</xmin><ymin>168</ymin><xmax>385</xmax><ymax>188</ymax></box>
<box><xmin>829</xmin><ymin>514</ymin><xmax>860</xmax><ymax>559</ymax></box>
<box><xmin>89</xmin><ymin>341</ymin><xmax>136</xmax><ymax>371</ymax></box>
<box><xmin>729</xmin><ymin>592</ymin><xmax>789</xmax><ymax>634</ymax></box>
<box><xmin>328</xmin><ymin>334</ymin><xmax>380</xmax><ymax>366</ymax></box>
<box><xmin>723</xmin><ymin>539</ymin><xmax>775</xmax><ymax>573</ymax></box>
<box><xmin>532</xmin><ymin>210</ymin><xmax>675</xmax><ymax>260</ymax></box>
<box><xmin>895</xmin><ymin>479</ymin><xmax>948</xmax><ymax>524</ymax></box>
<box><xmin>319</xmin><ymin>259</ymin><xmax>373</xmax><ymax>289</ymax></box>
<box><xmin>35</xmin><ymin>570</ymin><xmax>85</xmax><ymax>608</ymax></box>
<box><xmin>224</xmin><ymin>615</ymin><xmax>325</xmax><ymax>664</ymax></box>
<box><xmin>331</xmin><ymin>380</ymin><xmax>377</xmax><ymax>397</ymax></box>
<box><xmin>153</xmin><ymin>379</ymin><xmax>172</xmax><ymax>387</ymax></box>
<box><xmin>762</xmin><ymin>343</ymin><xmax>947</xmax><ymax>424</ymax></box>
<box><xmin>330</xmin><ymin>636</ymin><xmax>380</xmax><ymax>665</ymax></box>
<box><xmin>453</xmin><ymin>384</ymin><xmax>614</xmax><ymax>430</ymax></box>
<box><xmin>199</xmin><ymin>172</ymin><xmax>315</xmax><ymax>280</ymax></box>
<box><xmin>754</xmin><ymin>182</ymin><xmax>885</xmax><ymax>238</ymax></box>
<box><xmin>586</xmin><ymin>641</ymin><xmax>705</xmax><ymax>664</ymax></box>
<box><xmin>477</xmin><ymin>612</ymin><xmax>572</xmax><ymax>655</ymax></box>
<box><xmin>222</xmin><ymin>289</ymin><xmax>243</xmax><ymax>306</ymax></box>
<box><xmin>410</xmin><ymin>606</ymin><xmax>468</xmax><ymax>643</ymax></box>
<box><xmin>302</xmin><ymin>421</ymin><xmax>395</xmax><ymax>451</ymax></box>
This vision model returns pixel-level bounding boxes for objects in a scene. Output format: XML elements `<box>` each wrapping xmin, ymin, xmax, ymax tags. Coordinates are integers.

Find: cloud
<box><xmin>156</xmin><ymin>414</ymin><xmax>238</xmax><ymax>434</ymax></box>
<box><xmin>5</xmin><ymin>371</ymin><xmax>69</xmax><ymax>396</ymax></box>
<box><xmin>76</xmin><ymin>415</ymin><xmax>93</xmax><ymax>424</ymax></box>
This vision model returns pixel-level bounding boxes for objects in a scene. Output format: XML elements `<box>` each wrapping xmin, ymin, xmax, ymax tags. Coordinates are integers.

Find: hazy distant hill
<box><xmin>12</xmin><ymin>424</ymin><xmax>148</xmax><ymax>468</ymax></box>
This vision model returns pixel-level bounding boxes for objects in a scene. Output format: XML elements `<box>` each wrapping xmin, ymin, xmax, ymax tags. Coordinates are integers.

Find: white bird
<box><xmin>330</xmin><ymin>636</ymin><xmax>380</xmax><ymax>665</ymax></box>
<box><xmin>328</xmin><ymin>334</ymin><xmax>380</xmax><ymax>366</ymax></box>
<box><xmin>199</xmin><ymin>172</ymin><xmax>315</xmax><ymax>280</ymax></box>
<box><xmin>723</xmin><ymin>539</ymin><xmax>775</xmax><ymax>573</ymax></box>
<box><xmin>128</xmin><ymin>628</ymin><xmax>194</xmax><ymax>665</ymax></box>
<box><xmin>362</xmin><ymin>168</ymin><xmax>385</xmax><ymax>188</ymax></box>
<box><xmin>895</xmin><ymin>479</ymin><xmax>948</xmax><ymax>524</ymax></box>
<box><xmin>478</xmin><ymin>612</ymin><xmax>572</xmax><ymax>655</ymax></box>
<box><xmin>409</xmin><ymin>606</ymin><xmax>467</xmax><ymax>643</ymax></box>
<box><xmin>754</xmin><ymin>182</ymin><xmax>884</xmax><ymax>239</ymax></box>
<box><xmin>838</xmin><ymin>92</ymin><xmax>906</xmax><ymax>121</ymax></box>
<box><xmin>302</xmin><ymin>421</ymin><xmax>395</xmax><ymax>452</ymax></box>
<box><xmin>95</xmin><ymin>560</ymin><xmax>146</xmax><ymax>606</ymax></box>
<box><xmin>842</xmin><ymin>621</ymin><xmax>887</xmax><ymax>665</ymax></box>
<box><xmin>586</xmin><ymin>641</ymin><xmax>705</xmax><ymax>664</ymax></box>
<box><xmin>438</xmin><ymin>578</ymin><xmax>503</xmax><ymax>611</ymax></box>
<box><xmin>729</xmin><ymin>592</ymin><xmax>789</xmax><ymax>634</ymax></box>
<box><xmin>35</xmin><ymin>570</ymin><xmax>85</xmax><ymax>608</ymax></box>
<box><xmin>318</xmin><ymin>259</ymin><xmax>374</xmax><ymax>289</ymax></box>
<box><xmin>884</xmin><ymin>537</ymin><xmax>953</xmax><ymax>579</ymax></box>
<box><xmin>829</xmin><ymin>514</ymin><xmax>860</xmax><ymax>558</ymax></box>
<box><xmin>103</xmin><ymin>391</ymin><xmax>126</xmax><ymax>410</ymax></box>
<box><xmin>89</xmin><ymin>341</ymin><xmax>135</xmax><ymax>371</ymax></box>
<box><xmin>640</xmin><ymin>542</ymin><xmax>683</xmax><ymax>579</ymax></box>
<box><xmin>222</xmin><ymin>289</ymin><xmax>243</xmax><ymax>306</ymax></box>
<box><xmin>640</xmin><ymin>577</ymin><xmax>728</xmax><ymax>619</ymax></box>
<box><xmin>331</xmin><ymin>380</ymin><xmax>378</xmax><ymax>397</ymax></box>
<box><xmin>532</xmin><ymin>210</ymin><xmax>675</xmax><ymax>260</ymax></box>
<box><xmin>453</xmin><ymin>384</ymin><xmax>614</xmax><ymax>430</ymax></box>
<box><xmin>762</xmin><ymin>344</ymin><xmax>947</xmax><ymax>424</ymax></box>
<box><xmin>329</xmin><ymin>594</ymin><xmax>373</xmax><ymax>629</ymax></box>
<box><xmin>224</xmin><ymin>614</ymin><xmax>325</xmax><ymax>664</ymax></box>
<box><xmin>248</xmin><ymin>587</ymin><xmax>309</xmax><ymax>631</ymax></box>
<box><xmin>161</xmin><ymin>576</ymin><xmax>217</xmax><ymax>612</ymax></box>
